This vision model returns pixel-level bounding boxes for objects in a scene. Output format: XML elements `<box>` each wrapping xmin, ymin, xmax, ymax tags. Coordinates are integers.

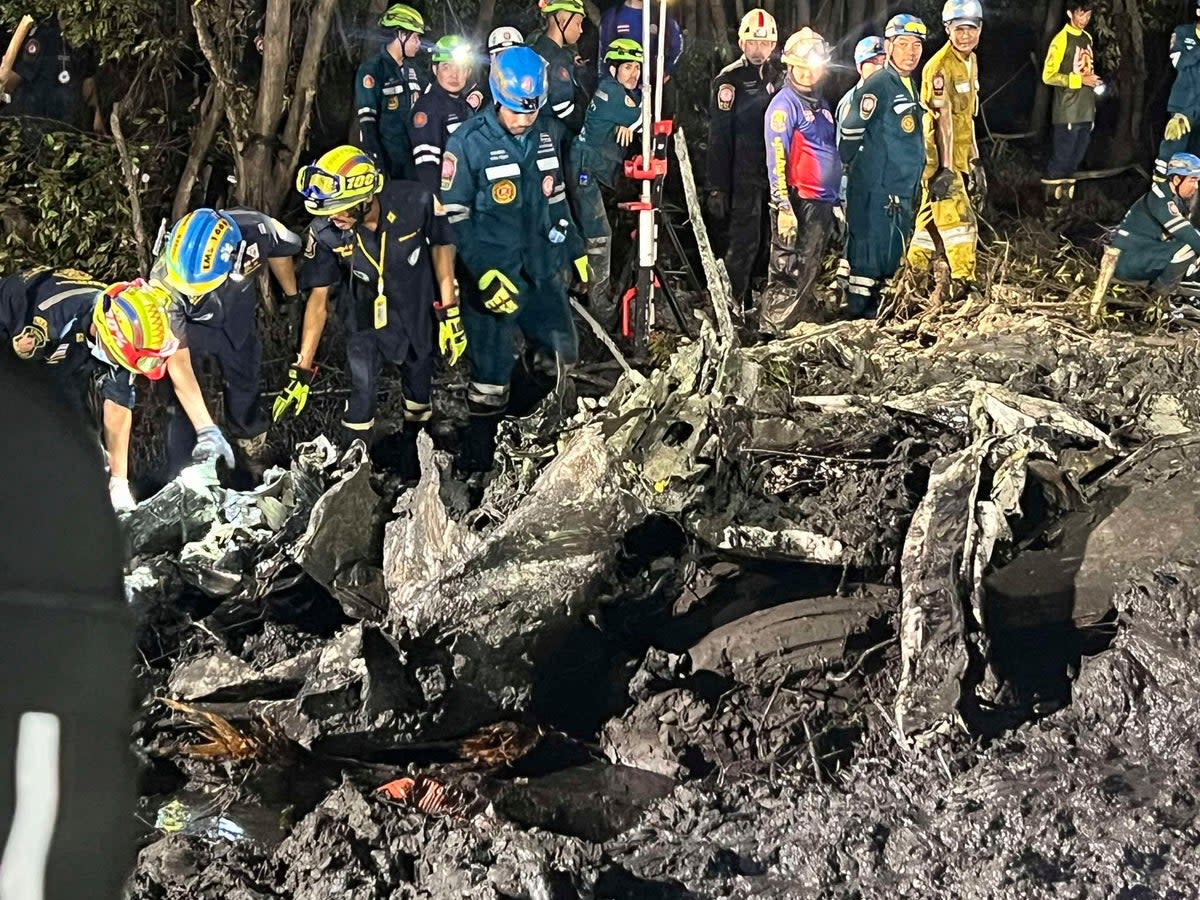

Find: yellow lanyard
<box><xmin>355</xmin><ymin>229</ymin><xmax>388</xmax><ymax>329</ymax></box>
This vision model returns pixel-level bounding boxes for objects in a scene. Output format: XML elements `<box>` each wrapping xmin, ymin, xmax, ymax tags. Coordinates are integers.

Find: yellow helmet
<box><xmin>781</xmin><ymin>27</ymin><xmax>830</xmax><ymax>68</ymax></box>
<box><xmin>91</xmin><ymin>279</ymin><xmax>180</xmax><ymax>380</ymax></box>
<box><xmin>295</xmin><ymin>146</ymin><xmax>385</xmax><ymax>216</ymax></box>
<box><xmin>738</xmin><ymin>9</ymin><xmax>778</xmax><ymax>43</ymax></box>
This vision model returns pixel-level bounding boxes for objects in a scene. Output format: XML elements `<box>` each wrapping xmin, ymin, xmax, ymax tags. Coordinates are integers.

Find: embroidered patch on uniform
<box><xmin>304</xmin><ymin>230</ymin><xmax>318</xmax><ymax>259</ymax></box>
<box><xmin>578</xmin><ymin>171</ymin><xmax>590</xmax><ymax>186</ymax></box>
<box><xmin>542</xmin><ymin>175</ymin><xmax>555</xmax><ymax>197</ymax></box>
<box><xmin>441</xmin><ymin>153</ymin><xmax>457</xmax><ymax>191</ymax></box>
<box><xmin>955</xmin><ymin>81</ymin><xmax>970</xmax><ymax>93</ymax></box>
<box><xmin>860</xmin><ymin>94</ymin><xmax>876</xmax><ymax>119</ymax></box>
<box><xmin>492</xmin><ymin>179</ymin><xmax>517</xmax><ymax>204</ymax></box>
<box><xmin>802</xmin><ymin>107</ymin><xmax>815</xmax><ymax>123</ymax></box>
<box><xmin>433</xmin><ymin>197</ymin><xmax>447</xmax><ymax>215</ymax></box>
<box><xmin>769</xmin><ymin>109</ymin><xmax>787</xmax><ymax>132</ymax></box>
<box><xmin>558</xmin><ymin>66</ymin><xmax>570</xmax><ymax>81</ymax></box>
<box><xmin>413</xmin><ymin>111</ymin><xmax>428</xmax><ymax>128</ymax></box>
<box><xmin>24</xmin><ymin>39</ymin><xmax>38</xmax><ymax>56</ymax></box>
<box><xmin>1170</xmin><ymin>201</ymin><xmax>1182</xmax><ymax>217</ymax></box>
<box><xmin>57</xmin><ymin>268</ymin><xmax>93</xmax><ymax>282</ymax></box>
<box><xmin>900</xmin><ymin>114</ymin><xmax>915</xmax><ymax>133</ymax></box>
<box><xmin>932</xmin><ymin>73</ymin><xmax>945</xmax><ymax>96</ymax></box>
<box><xmin>362</xmin><ymin>74</ymin><xmax>375</xmax><ymax>89</ymax></box>
<box><xmin>387</xmin><ymin>96</ymin><xmax>400</xmax><ymax>110</ymax></box>
<box><xmin>717</xmin><ymin>84</ymin><xmax>735</xmax><ymax>111</ymax></box>
<box><xmin>625</xmin><ymin>95</ymin><xmax>637</xmax><ymax>107</ymax></box>
<box><xmin>467</xmin><ymin>91</ymin><xmax>483</xmax><ymax>109</ymax></box>
<box><xmin>386</xmin><ymin>211</ymin><xmax>397</xmax><ymax>223</ymax></box>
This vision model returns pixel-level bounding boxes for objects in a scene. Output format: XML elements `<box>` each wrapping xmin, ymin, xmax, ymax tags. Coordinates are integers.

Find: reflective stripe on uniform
<box><xmin>443</xmin><ymin>203</ymin><xmax>470</xmax><ymax>224</ymax></box>
<box><xmin>536</xmin><ymin>156</ymin><xmax>560</xmax><ymax>171</ymax></box>
<box><xmin>1172</xmin><ymin>245</ymin><xmax>1197</xmax><ymax>264</ymax></box>
<box><xmin>484</xmin><ymin>163</ymin><xmax>522</xmax><ymax>180</ymax></box>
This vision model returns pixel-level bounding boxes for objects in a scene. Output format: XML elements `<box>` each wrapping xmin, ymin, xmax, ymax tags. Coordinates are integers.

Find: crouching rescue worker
<box><xmin>568</xmin><ymin>38</ymin><xmax>644</xmax><ymax>326</ymax></box>
<box><xmin>442</xmin><ymin>45</ymin><xmax>587</xmax><ymax>476</ymax></box>
<box><xmin>839</xmin><ymin>14</ymin><xmax>927</xmax><ymax>318</ymax></box>
<box><xmin>280</xmin><ymin>146</ymin><xmax>462</xmax><ymax>480</ymax></box>
<box><xmin>706</xmin><ymin>9</ymin><xmax>782</xmax><ymax>309</ymax></box>
<box><xmin>762</xmin><ymin>27</ymin><xmax>839</xmax><ymax>333</ymax></box>
<box><xmin>908</xmin><ymin>0</ymin><xmax>984</xmax><ymax>299</ymax></box>
<box><xmin>153</xmin><ymin>207</ymin><xmax>303</xmax><ymax>478</ymax></box>
<box><xmin>1110</xmin><ymin>153</ymin><xmax>1200</xmax><ymax>294</ymax></box>
<box><xmin>410</xmin><ymin>35</ymin><xmax>479</xmax><ymax>195</ymax></box>
<box><xmin>0</xmin><ymin>270</ymin><xmax>178</xmax><ymax>510</ymax></box>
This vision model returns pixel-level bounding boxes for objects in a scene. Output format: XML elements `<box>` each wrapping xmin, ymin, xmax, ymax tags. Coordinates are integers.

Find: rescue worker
<box><xmin>1156</xmin><ymin>1</ymin><xmax>1200</xmax><ymax>180</ymax></box>
<box><xmin>529</xmin><ymin>0</ymin><xmax>589</xmax><ymax>140</ymax></box>
<box><xmin>468</xmin><ymin>26</ymin><xmax>526</xmax><ymax>109</ymax></box>
<box><xmin>1041</xmin><ymin>0</ymin><xmax>1101</xmax><ymax>207</ymax></box>
<box><xmin>907</xmin><ymin>0</ymin><xmax>984</xmax><ymax>295</ymax></box>
<box><xmin>152</xmin><ymin>207</ymin><xmax>303</xmax><ymax>478</ymax></box>
<box><xmin>762</xmin><ymin>27</ymin><xmax>840</xmax><ymax>333</ymax></box>
<box><xmin>441</xmin><ymin>45</ymin><xmax>588</xmax><ymax>476</ymax></box>
<box><xmin>1111</xmin><ymin>153</ymin><xmax>1200</xmax><ymax>293</ymax></box>
<box><xmin>280</xmin><ymin>146</ymin><xmax>461</xmax><ymax>479</ymax></box>
<box><xmin>0</xmin><ymin>270</ymin><xmax>178</xmax><ymax>510</ymax></box>
<box><xmin>599</xmin><ymin>0</ymin><xmax>684</xmax><ymax>85</ymax></box>
<box><xmin>706</xmin><ymin>9</ymin><xmax>782</xmax><ymax>309</ymax></box>
<box><xmin>410</xmin><ymin>35</ymin><xmax>478</xmax><ymax>195</ymax></box>
<box><xmin>356</xmin><ymin>3</ymin><xmax>427</xmax><ymax>179</ymax></box>
<box><xmin>0</xmin><ymin>14</ymin><xmax>102</xmax><ymax>134</ymax></box>
<box><xmin>568</xmin><ymin>38</ymin><xmax>644</xmax><ymax>326</ymax></box>
<box><xmin>839</xmin><ymin>14</ymin><xmax>928</xmax><ymax>319</ymax></box>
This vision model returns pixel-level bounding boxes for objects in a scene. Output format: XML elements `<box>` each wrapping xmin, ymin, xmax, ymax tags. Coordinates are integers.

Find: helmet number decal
<box><xmin>441</xmin><ymin>152</ymin><xmax>457</xmax><ymax>191</ymax></box>
<box><xmin>491</xmin><ymin>179</ymin><xmax>518</xmax><ymax>204</ymax></box>
<box><xmin>717</xmin><ymin>84</ymin><xmax>735</xmax><ymax>111</ymax></box>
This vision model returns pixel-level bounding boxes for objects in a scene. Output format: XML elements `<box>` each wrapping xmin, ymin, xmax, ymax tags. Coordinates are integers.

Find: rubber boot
<box><xmin>459</xmin><ymin>412</ymin><xmax>502</xmax><ymax>476</ymax></box>
<box><xmin>396</xmin><ymin>422</ymin><xmax>422</xmax><ymax>483</ymax></box>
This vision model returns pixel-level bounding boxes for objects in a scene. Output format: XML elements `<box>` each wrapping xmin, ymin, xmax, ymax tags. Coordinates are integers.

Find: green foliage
<box><xmin>0</xmin><ymin>122</ymin><xmax>141</xmax><ymax>279</ymax></box>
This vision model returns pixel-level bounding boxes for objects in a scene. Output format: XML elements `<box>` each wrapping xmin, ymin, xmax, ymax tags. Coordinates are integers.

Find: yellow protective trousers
<box><xmin>907</xmin><ymin>175</ymin><xmax>977</xmax><ymax>281</ymax></box>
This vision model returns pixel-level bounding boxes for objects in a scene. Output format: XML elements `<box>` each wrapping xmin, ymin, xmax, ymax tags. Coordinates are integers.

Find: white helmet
<box><xmin>738</xmin><ymin>9</ymin><xmax>778</xmax><ymax>43</ymax></box>
<box><xmin>781</xmin><ymin>27</ymin><xmax>830</xmax><ymax>68</ymax></box>
<box><xmin>942</xmin><ymin>0</ymin><xmax>983</xmax><ymax>26</ymax></box>
<box><xmin>487</xmin><ymin>25</ymin><xmax>524</xmax><ymax>55</ymax></box>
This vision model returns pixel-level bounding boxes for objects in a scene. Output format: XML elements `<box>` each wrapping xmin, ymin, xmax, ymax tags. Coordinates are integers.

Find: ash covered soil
<box><xmin>126</xmin><ymin>299</ymin><xmax>1200</xmax><ymax>899</ymax></box>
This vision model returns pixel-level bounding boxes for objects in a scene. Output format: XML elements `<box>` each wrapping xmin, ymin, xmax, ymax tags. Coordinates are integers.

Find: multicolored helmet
<box><xmin>738</xmin><ymin>9</ymin><xmax>778</xmax><ymax>43</ymax></box>
<box><xmin>92</xmin><ymin>279</ymin><xmax>179</xmax><ymax>380</ymax></box>
<box><xmin>489</xmin><ymin>45</ymin><xmax>549</xmax><ymax>112</ymax></box>
<box><xmin>604</xmin><ymin>38</ymin><xmax>643</xmax><ymax>65</ymax></box>
<box><xmin>885</xmin><ymin>14</ymin><xmax>928</xmax><ymax>40</ymax></box>
<box><xmin>379</xmin><ymin>4</ymin><xmax>426</xmax><ymax>33</ymax></box>
<box><xmin>854</xmin><ymin>36</ymin><xmax>886</xmax><ymax>70</ymax></box>
<box><xmin>432</xmin><ymin>34</ymin><xmax>474</xmax><ymax>66</ymax></box>
<box><xmin>538</xmin><ymin>0</ymin><xmax>585</xmax><ymax>15</ymax></box>
<box><xmin>295</xmin><ymin>146</ymin><xmax>385</xmax><ymax>216</ymax></box>
<box><xmin>781</xmin><ymin>27</ymin><xmax>830</xmax><ymax>68</ymax></box>
<box><xmin>487</xmin><ymin>26</ymin><xmax>524</xmax><ymax>54</ymax></box>
<box><xmin>942</xmin><ymin>0</ymin><xmax>983</xmax><ymax>26</ymax></box>
<box><xmin>160</xmin><ymin>209</ymin><xmax>242</xmax><ymax>297</ymax></box>
<box><xmin>1166</xmin><ymin>152</ymin><xmax>1200</xmax><ymax>178</ymax></box>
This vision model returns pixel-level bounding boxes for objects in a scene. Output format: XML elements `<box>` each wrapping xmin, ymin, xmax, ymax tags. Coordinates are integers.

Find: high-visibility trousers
<box><xmin>908</xmin><ymin>174</ymin><xmax>977</xmax><ymax>281</ymax></box>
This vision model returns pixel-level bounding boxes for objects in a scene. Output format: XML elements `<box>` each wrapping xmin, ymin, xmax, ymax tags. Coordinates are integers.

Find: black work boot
<box><xmin>459</xmin><ymin>413</ymin><xmax>502</xmax><ymax>477</ymax></box>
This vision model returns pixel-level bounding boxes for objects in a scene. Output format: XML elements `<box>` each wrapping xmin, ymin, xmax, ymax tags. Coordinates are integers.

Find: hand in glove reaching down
<box><xmin>192</xmin><ymin>425</ymin><xmax>235</xmax><ymax>468</ymax></box>
<box><xmin>273</xmin><ymin>361</ymin><xmax>317</xmax><ymax>421</ymax></box>
<box><xmin>109</xmin><ymin>476</ymin><xmax>135</xmax><ymax>513</ymax></box>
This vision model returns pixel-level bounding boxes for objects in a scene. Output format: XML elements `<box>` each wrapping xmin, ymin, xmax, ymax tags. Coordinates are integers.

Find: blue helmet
<box><xmin>1166</xmin><ymin>153</ymin><xmax>1200</xmax><ymax>178</ymax></box>
<box><xmin>884</xmin><ymin>14</ymin><xmax>928</xmax><ymax>40</ymax></box>
<box><xmin>853</xmin><ymin>36</ymin><xmax>885</xmax><ymax>70</ymax></box>
<box><xmin>489</xmin><ymin>45</ymin><xmax>548</xmax><ymax>113</ymax></box>
<box><xmin>159</xmin><ymin>209</ymin><xmax>242</xmax><ymax>296</ymax></box>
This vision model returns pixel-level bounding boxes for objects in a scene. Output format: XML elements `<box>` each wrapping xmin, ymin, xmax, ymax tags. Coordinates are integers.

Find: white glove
<box><xmin>109</xmin><ymin>476</ymin><xmax>136</xmax><ymax>513</ymax></box>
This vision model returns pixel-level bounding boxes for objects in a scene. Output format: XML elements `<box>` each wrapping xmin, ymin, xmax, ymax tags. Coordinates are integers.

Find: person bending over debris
<box><xmin>762</xmin><ymin>27</ymin><xmax>840</xmax><ymax>334</ymax></box>
<box><xmin>839</xmin><ymin>14</ymin><xmax>928</xmax><ymax>319</ymax></box>
<box><xmin>409</xmin><ymin>35</ymin><xmax>479</xmax><ymax>195</ymax></box>
<box><xmin>153</xmin><ymin>207</ymin><xmax>303</xmax><ymax>479</ymax></box>
<box><xmin>0</xmin><ymin>270</ymin><xmax>178</xmax><ymax>510</ymax></box>
<box><xmin>356</xmin><ymin>3</ymin><xmax>428</xmax><ymax>180</ymax></box>
<box><xmin>1157</xmin><ymin>1</ymin><xmax>1200</xmax><ymax>180</ymax></box>
<box><xmin>707</xmin><ymin>9</ymin><xmax>782</xmax><ymax>311</ymax></box>
<box><xmin>442</xmin><ymin>45</ymin><xmax>587</xmax><ymax>477</ymax></box>
<box><xmin>282</xmin><ymin>146</ymin><xmax>461</xmax><ymax>481</ymax></box>
<box><xmin>1041</xmin><ymin>0</ymin><xmax>1100</xmax><ymax>209</ymax></box>
<box><xmin>908</xmin><ymin>0</ymin><xmax>985</xmax><ymax>299</ymax></box>
<box><xmin>1110</xmin><ymin>153</ymin><xmax>1200</xmax><ymax>295</ymax></box>
<box><xmin>568</xmin><ymin>38</ymin><xmax>644</xmax><ymax>327</ymax></box>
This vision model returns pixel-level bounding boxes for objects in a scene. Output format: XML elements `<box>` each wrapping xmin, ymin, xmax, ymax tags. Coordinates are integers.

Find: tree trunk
<box><xmin>1031</xmin><ymin>0</ymin><xmax>1066</xmax><ymax>135</ymax></box>
<box><xmin>477</xmin><ymin>0</ymin><xmax>497</xmax><ymax>38</ymax></box>
<box><xmin>239</xmin><ymin>0</ymin><xmax>292</xmax><ymax>210</ymax></box>
<box><xmin>173</xmin><ymin>83</ymin><xmax>226</xmax><ymax>220</ymax></box>
<box><xmin>708</xmin><ymin>0</ymin><xmax>729</xmax><ymax>44</ymax></box>
<box><xmin>1106</xmin><ymin>0</ymin><xmax>1146</xmax><ymax>165</ymax></box>
<box><xmin>847</xmin><ymin>0</ymin><xmax>867</xmax><ymax>39</ymax></box>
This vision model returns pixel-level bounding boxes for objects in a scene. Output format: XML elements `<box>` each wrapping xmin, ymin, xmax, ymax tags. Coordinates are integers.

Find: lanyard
<box><xmin>355</xmin><ymin>228</ymin><xmax>388</xmax><ymax>329</ymax></box>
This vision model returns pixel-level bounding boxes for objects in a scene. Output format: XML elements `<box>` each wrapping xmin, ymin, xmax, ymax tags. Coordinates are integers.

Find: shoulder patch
<box><xmin>24</xmin><ymin>39</ymin><xmax>38</xmax><ymax>56</ymax></box>
<box><xmin>441</xmin><ymin>152</ymin><xmax>457</xmax><ymax>192</ymax></box>
<box><xmin>362</xmin><ymin>73</ymin><xmax>375</xmax><ymax>89</ymax></box>
<box><xmin>466</xmin><ymin>90</ymin><xmax>483</xmax><ymax>110</ymax></box>
<box><xmin>1169</xmin><ymin>201</ymin><xmax>1182</xmax><ymax>218</ymax></box>
<box><xmin>769</xmin><ymin>108</ymin><xmax>787</xmax><ymax>132</ymax></box>
<box><xmin>717</xmin><ymin>83</ymin><xmax>735</xmax><ymax>111</ymax></box>
<box><xmin>413</xmin><ymin>111</ymin><xmax>428</xmax><ymax>128</ymax></box>
<box><xmin>932</xmin><ymin>73</ymin><xmax>945</xmax><ymax>96</ymax></box>
<box><xmin>557</xmin><ymin>65</ymin><xmax>570</xmax><ymax>81</ymax></box>
<box><xmin>860</xmin><ymin>94</ymin><xmax>877</xmax><ymax>119</ymax></box>
<box><xmin>625</xmin><ymin>94</ymin><xmax>637</xmax><ymax>107</ymax></box>
<box><xmin>304</xmin><ymin>229</ymin><xmax>318</xmax><ymax>259</ymax></box>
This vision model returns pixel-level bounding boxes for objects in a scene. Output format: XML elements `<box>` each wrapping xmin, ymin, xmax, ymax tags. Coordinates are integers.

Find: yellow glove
<box><xmin>272</xmin><ymin>360</ymin><xmax>317</xmax><ymax>421</ymax></box>
<box><xmin>438</xmin><ymin>305</ymin><xmax>467</xmax><ymax>365</ymax></box>
<box><xmin>777</xmin><ymin>207</ymin><xmax>798</xmax><ymax>241</ymax></box>
<box><xmin>479</xmin><ymin>269</ymin><xmax>519</xmax><ymax>315</ymax></box>
<box><xmin>573</xmin><ymin>255</ymin><xmax>589</xmax><ymax>284</ymax></box>
<box><xmin>1167</xmin><ymin>113</ymin><xmax>1192</xmax><ymax>142</ymax></box>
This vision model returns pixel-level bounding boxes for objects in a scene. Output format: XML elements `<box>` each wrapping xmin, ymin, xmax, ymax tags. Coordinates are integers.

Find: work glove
<box><xmin>479</xmin><ymin>269</ymin><xmax>519</xmax><ymax>315</ymax></box>
<box><xmin>108</xmin><ymin>476</ymin><xmax>136</xmax><ymax>513</ymax></box>
<box><xmin>968</xmin><ymin>158</ymin><xmax>988</xmax><ymax>208</ymax></box>
<box><xmin>192</xmin><ymin>425</ymin><xmax>235</xmax><ymax>469</ymax></box>
<box><xmin>437</xmin><ymin>304</ymin><xmax>467</xmax><ymax>366</ymax></box>
<box><xmin>776</xmin><ymin>207</ymin><xmax>798</xmax><ymax>242</ymax></box>
<box><xmin>272</xmin><ymin>360</ymin><xmax>317</xmax><ymax>421</ymax></box>
<box><xmin>706</xmin><ymin>190</ymin><xmax>729</xmax><ymax>221</ymax></box>
<box><xmin>573</xmin><ymin>256</ymin><xmax>589</xmax><ymax>284</ymax></box>
<box><xmin>929</xmin><ymin>166</ymin><xmax>958</xmax><ymax>202</ymax></box>
<box><xmin>1166</xmin><ymin>113</ymin><xmax>1192</xmax><ymax>142</ymax></box>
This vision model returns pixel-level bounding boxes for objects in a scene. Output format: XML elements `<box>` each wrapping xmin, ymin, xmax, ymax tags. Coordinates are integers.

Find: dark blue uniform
<box><xmin>0</xmin><ymin>22</ymin><xmax>97</xmax><ymax>133</ymax></box>
<box><xmin>160</xmin><ymin>209</ymin><xmax>301</xmax><ymax>473</ymax></box>
<box><xmin>300</xmin><ymin>180</ymin><xmax>453</xmax><ymax>433</ymax></box>
<box><xmin>568</xmin><ymin>74</ymin><xmax>642</xmax><ymax>321</ymax></box>
<box><xmin>356</xmin><ymin>48</ymin><xmax>424</xmax><ymax>179</ymax></box>
<box><xmin>0</xmin><ymin>268</ymin><xmax>134</xmax><ymax>412</ymax></box>
<box><xmin>408</xmin><ymin>83</ymin><xmax>475</xmax><ymax>195</ymax></box>
<box><xmin>1112</xmin><ymin>182</ymin><xmax>1200</xmax><ymax>291</ymax></box>
<box><xmin>839</xmin><ymin>65</ymin><xmax>926</xmax><ymax>317</ymax></box>
<box><xmin>442</xmin><ymin>106</ymin><xmax>582</xmax><ymax>469</ymax></box>
<box><xmin>529</xmin><ymin>32</ymin><xmax>589</xmax><ymax>138</ymax></box>
<box><xmin>1158</xmin><ymin>26</ymin><xmax>1200</xmax><ymax>177</ymax></box>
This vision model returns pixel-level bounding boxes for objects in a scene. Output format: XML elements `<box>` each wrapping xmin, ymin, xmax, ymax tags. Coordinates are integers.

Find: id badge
<box><xmin>373</xmin><ymin>294</ymin><xmax>387</xmax><ymax>329</ymax></box>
